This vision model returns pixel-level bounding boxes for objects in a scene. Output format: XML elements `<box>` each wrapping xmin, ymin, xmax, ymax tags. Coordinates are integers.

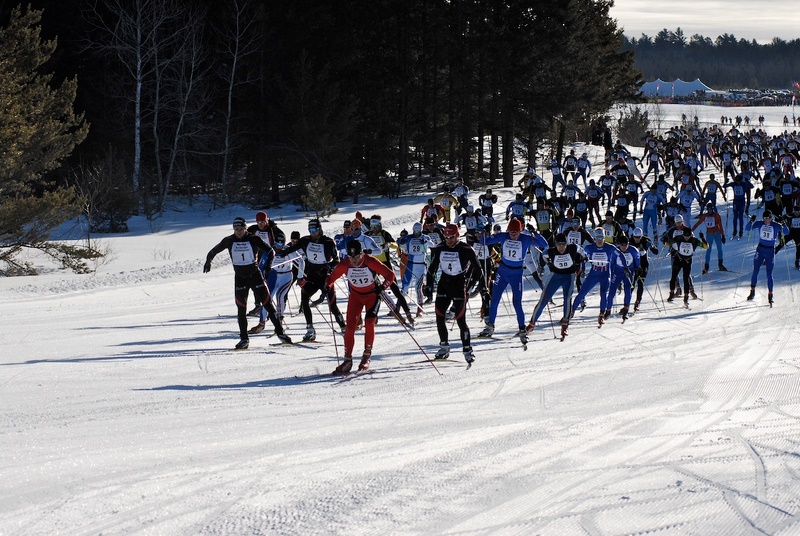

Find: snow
<box><xmin>2</xmin><ymin>105</ymin><xmax>800</xmax><ymax>535</ymax></box>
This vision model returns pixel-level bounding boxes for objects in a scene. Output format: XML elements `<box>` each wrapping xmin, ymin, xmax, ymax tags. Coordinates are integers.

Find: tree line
<box><xmin>0</xmin><ymin>0</ymin><xmax>640</xmax><ymax>274</ymax></box>
<box><xmin>622</xmin><ymin>29</ymin><xmax>800</xmax><ymax>90</ymax></box>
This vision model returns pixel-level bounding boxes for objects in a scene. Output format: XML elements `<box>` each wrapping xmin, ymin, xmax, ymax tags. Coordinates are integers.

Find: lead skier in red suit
<box><xmin>325</xmin><ymin>240</ymin><xmax>395</xmax><ymax>374</ymax></box>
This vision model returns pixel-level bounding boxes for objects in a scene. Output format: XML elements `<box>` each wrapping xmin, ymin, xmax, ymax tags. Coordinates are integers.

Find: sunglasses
<box><xmin>233</xmin><ymin>225</ymin><xmax>245</xmax><ymax>230</ymax></box>
<box><xmin>274</xmin><ymin>241</ymin><xmax>285</xmax><ymax>247</ymax></box>
<box><xmin>308</xmin><ymin>227</ymin><xmax>319</xmax><ymax>233</ymax></box>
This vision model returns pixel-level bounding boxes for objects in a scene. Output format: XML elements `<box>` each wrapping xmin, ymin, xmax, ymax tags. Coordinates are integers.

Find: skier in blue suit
<box><xmin>570</xmin><ymin>228</ymin><xmax>620</xmax><ymax>325</ymax></box>
<box><xmin>744</xmin><ymin>210</ymin><xmax>789</xmax><ymax>304</ymax></box>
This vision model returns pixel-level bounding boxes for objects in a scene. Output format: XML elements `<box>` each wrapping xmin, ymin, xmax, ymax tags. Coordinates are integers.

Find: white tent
<box><xmin>640</xmin><ymin>78</ymin><xmax>713</xmax><ymax>97</ymax></box>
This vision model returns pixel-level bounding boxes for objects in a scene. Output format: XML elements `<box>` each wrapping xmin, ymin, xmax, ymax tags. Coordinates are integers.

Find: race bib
<box><xmin>440</xmin><ymin>251</ymin><xmax>463</xmax><ymax>275</ymax></box>
<box><xmin>678</xmin><ymin>242</ymin><xmax>694</xmax><ymax>256</ymax></box>
<box><xmin>760</xmin><ymin>225</ymin><xmax>775</xmax><ymax>241</ymax></box>
<box><xmin>306</xmin><ymin>242</ymin><xmax>326</xmax><ymax>264</ymax></box>
<box><xmin>231</xmin><ymin>242</ymin><xmax>256</xmax><ymax>266</ymax></box>
<box><xmin>347</xmin><ymin>266</ymin><xmax>375</xmax><ymax>288</ymax></box>
<box><xmin>503</xmin><ymin>239</ymin><xmax>523</xmax><ymax>260</ymax></box>
<box><xmin>409</xmin><ymin>239</ymin><xmax>424</xmax><ymax>255</ymax></box>
<box><xmin>371</xmin><ymin>235</ymin><xmax>386</xmax><ymax>252</ymax></box>
<box><xmin>552</xmin><ymin>253</ymin><xmax>573</xmax><ymax>270</ymax></box>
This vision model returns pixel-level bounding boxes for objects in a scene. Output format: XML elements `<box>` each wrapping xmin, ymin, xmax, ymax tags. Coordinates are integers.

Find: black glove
<box><xmin>721</xmin><ymin>235</ymin><xmax>726</xmax><ymax>244</ymax></box>
<box><xmin>699</xmin><ymin>232</ymin><xmax>705</xmax><ymax>241</ymax></box>
<box><xmin>650</xmin><ymin>246</ymin><xmax>659</xmax><ymax>255</ymax></box>
<box><xmin>624</xmin><ymin>268</ymin><xmax>632</xmax><ymax>279</ymax></box>
<box><xmin>424</xmin><ymin>284</ymin><xmax>433</xmax><ymax>297</ymax></box>
<box><xmin>634</xmin><ymin>267</ymin><xmax>644</xmax><ymax>279</ymax></box>
<box><xmin>203</xmin><ymin>261</ymin><xmax>211</xmax><ymax>273</ymax></box>
<box><xmin>750</xmin><ymin>214</ymin><xmax>757</xmax><ymax>222</ymax></box>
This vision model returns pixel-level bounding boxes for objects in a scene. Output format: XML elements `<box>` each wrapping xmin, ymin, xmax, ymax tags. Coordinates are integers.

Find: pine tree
<box><xmin>301</xmin><ymin>174</ymin><xmax>338</xmax><ymax>219</ymax></box>
<box><xmin>0</xmin><ymin>6</ymin><xmax>93</xmax><ymax>276</ymax></box>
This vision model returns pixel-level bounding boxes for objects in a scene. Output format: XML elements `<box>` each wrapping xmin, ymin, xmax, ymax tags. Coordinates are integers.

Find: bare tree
<box><xmin>213</xmin><ymin>0</ymin><xmax>261</xmax><ymax>202</ymax></box>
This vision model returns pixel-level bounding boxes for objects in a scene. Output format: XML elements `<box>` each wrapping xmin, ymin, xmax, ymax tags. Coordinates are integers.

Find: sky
<box><xmin>611</xmin><ymin>0</ymin><xmax>799</xmax><ymax>44</ymax></box>
<box><xmin>2</xmin><ymin>104</ymin><xmax>800</xmax><ymax>534</ymax></box>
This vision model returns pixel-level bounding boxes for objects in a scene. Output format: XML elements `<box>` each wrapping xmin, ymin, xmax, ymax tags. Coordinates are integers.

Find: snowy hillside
<box><xmin>2</xmin><ymin>104</ymin><xmax>800</xmax><ymax>535</ymax></box>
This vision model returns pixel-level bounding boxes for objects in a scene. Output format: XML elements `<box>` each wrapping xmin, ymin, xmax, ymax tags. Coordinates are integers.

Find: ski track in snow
<box><xmin>3</xmin><ymin>104</ymin><xmax>800</xmax><ymax>535</ymax></box>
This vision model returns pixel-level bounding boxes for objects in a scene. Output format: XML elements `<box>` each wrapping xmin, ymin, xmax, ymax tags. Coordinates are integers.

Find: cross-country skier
<box><xmin>477</xmin><ymin>218</ymin><xmax>547</xmax><ymax>343</ymax></box>
<box><xmin>424</xmin><ymin>223</ymin><xmax>483</xmax><ymax>363</ymax></box>
<box><xmin>692</xmin><ymin>204</ymin><xmax>727</xmax><ymax>274</ymax></box>
<box><xmin>204</xmin><ymin>217</ymin><xmax>292</xmax><ymax>349</ymax></box>
<box><xmin>525</xmin><ymin>233</ymin><xmax>586</xmax><ymax>339</ymax></box>
<box><xmin>744</xmin><ymin>210</ymin><xmax>790</xmax><ymax>304</ymax></box>
<box><xmin>570</xmin><ymin>227</ymin><xmax>619</xmax><ymax>325</ymax></box>
<box><xmin>606</xmin><ymin>234</ymin><xmax>640</xmax><ymax>320</ymax></box>
<box><xmin>278</xmin><ymin>218</ymin><xmax>346</xmax><ymax>342</ymax></box>
<box><xmin>630</xmin><ymin>227</ymin><xmax>659</xmax><ymax>312</ymax></box>
<box><xmin>325</xmin><ymin>240</ymin><xmax>395</xmax><ymax>374</ymax></box>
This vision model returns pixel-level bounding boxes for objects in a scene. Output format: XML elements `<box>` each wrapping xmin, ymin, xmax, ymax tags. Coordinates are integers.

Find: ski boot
<box><xmin>620</xmin><ymin>306</ymin><xmax>629</xmax><ymax>321</ymax></box>
<box><xmin>598</xmin><ymin>312</ymin><xmax>605</xmax><ymax>326</ymax></box>
<box><xmin>416</xmin><ymin>307</ymin><xmax>424</xmax><ymax>318</ymax></box>
<box><xmin>690</xmin><ymin>291</ymin><xmax>698</xmax><ymax>300</ymax></box>
<box><xmin>332</xmin><ymin>356</ymin><xmax>353</xmax><ymax>375</ymax></box>
<box><xmin>603</xmin><ymin>308</ymin><xmax>611</xmax><ymax>320</ymax></box>
<box><xmin>235</xmin><ymin>338</ymin><xmax>249</xmax><ymax>350</ymax></box>
<box><xmin>683</xmin><ymin>294</ymin><xmax>690</xmax><ymax>307</ymax></box>
<box><xmin>248</xmin><ymin>322</ymin><xmax>265</xmax><ymax>334</ymax></box>
<box><xmin>746</xmin><ymin>286</ymin><xmax>756</xmax><ymax>301</ymax></box>
<box><xmin>718</xmin><ymin>260</ymin><xmax>728</xmax><ymax>272</ymax></box>
<box><xmin>276</xmin><ymin>332</ymin><xmax>293</xmax><ymax>344</ymax></box>
<box><xmin>768</xmin><ymin>292</ymin><xmax>774</xmax><ymax>306</ymax></box>
<box><xmin>358</xmin><ymin>346</ymin><xmax>372</xmax><ymax>371</ymax></box>
<box><xmin>702</xmin><ymin>263</ymin><xmax>709</xmax><ymax>275</ymax></box>
<box><xmin>667</xmin><ymin>292</ymin><xmax>675</xmax><ymax>302</ymax></box>
<box><xmin>477</xmin><ymin>322</ymin><xmax>495</xmax><ymax>338</ymax></box>
<box><xmin>434</xmin><ymin>342</ymin><xmax>450</xmax><ymax>360</ymax></box>
<box><xmin>560</xmin><ymin>319</ymin><xmax>569</xmax><ymax>340</ymax></box>
<box><xmin>525</xmin><ymin>321</ymin><xmax>535</xmax><ymax>334</ymax></box>
<box><xmin>675</xmin><ymin>283</ymin><xmax>682</xmax><ymax>296</ymax></box>
<box><xmin>516</xmin><ymin>327</ymin><xmax>528</xmax><ymax>346</ymax></box>
<box><xmin>580</xmin><ymin>300</ymin><xmax>587</xmax><ymax>312</ymax></box>
<box><xmin>247</xmin><ymin>303</ymin><xmax>261</xmax><ymax>317</ymax></box>
<box><xmin>405</xmin><ymin>311</ymin><xmax>415</xmax><ymax>326</ymax></box>
<box><xmin>303</xmin><ymin>325</ymin><xmax>316</xmax><ymax>342</ymax></box>
<box><xmin>463</xmin><ymin>345</ymin><xmax>475</xmax><ymax>364</ymax></box>
<box><xmin>633</xmin><ymin>300</ymin><xmax>640</xmax><ymax>312</ymax></box>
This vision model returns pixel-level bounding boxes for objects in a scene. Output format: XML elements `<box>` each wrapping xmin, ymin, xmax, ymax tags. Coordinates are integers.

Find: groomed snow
<box><xmin>2</xmin><ymin>104</ymin><xmax>800</xmax><ymax>535</ymax></box>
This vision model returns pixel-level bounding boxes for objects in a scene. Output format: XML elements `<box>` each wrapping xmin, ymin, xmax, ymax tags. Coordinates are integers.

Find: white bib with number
<box><xmin>306</xmin><ymin>242</ymin><xmax>326</xmax><ymax>265</ymax></box>
<box><xmin>440</xmin><ymin>251</ymin><xmax>463</xmax><ymax>275</ymax></box>
<box><xmin>503</xmin><ymin>239</ymin><xmax>522</xmax><ymax>261</ymax></box>
<box><xmin>347</xmin><ymin>266</ymin><xmax>375</xmax><ymax>289</ymax></box>
<box><xmin>232</xmin><ymin>242</ymin><xmax>256</xmax><ymax>266</ymax></box>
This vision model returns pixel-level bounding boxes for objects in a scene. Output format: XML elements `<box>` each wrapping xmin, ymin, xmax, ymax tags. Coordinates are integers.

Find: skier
<box><xmin>325</xmin><ymin>240</ymin><xmax>395</xmax><ymax>374</ymax></box>
<box><xmin>775</xmin><ymin>204</ymin><xmax>800</xmax><ymax>269</ymax></box>
<box><xmin>692</xmin><ymin>204</ymin><xmax>727</xmax><ymax>274</ymax></box>
<box><xmin>577</xmin><ymin>152</ymin><xmax>593</xmax><ymax>188</ymax></box>
<box><xmin>434</xmin><ymin>187</ymin><xmax>459</xmax><ymax>222</ymax></box>
<box><xmin>639</xmin><ymin>184</ymin><xmax>665</xmax><ymax>240</ymax></box>
<box><xmin>424</xmin><ymin>223</ymin><xmax>483</xmax><ymax>363</ymax></box>
<box><xmin>744</xmin><ymin>210</ymin><xmax>790</xmax><ymax>303</ymax></box>
<box><xmin>606</xmin><ymin>234</ymin><xmax>640</xmax><ymax>320</ymax></box>
<box><xmin>526</xmin><ymin>233</ymin><xmax>586</xmax><ymax>339</ymax></box>
<box><xmin>246</xmin><ymin>211</ymin><xmax>285</xmax><ymax>315</ymax></box>
<box><xmin>278</xmin><ymin>218</ymin><xmax>346</xmax><ymax>342</ymax></box>
<box><xmin>570</xmin><ymin>228</ymin><xmax>619</xmax><ymax>325</ymax></box>
<box><xmin>478</xmin><ymin>218</ymin><xmax>547</xmax><ymax>343</ymax></box>
<box><xmin>664</xmin><ymin>227</ymin><xmax>708</xmax><ymax>305</ymax></box>
<box><xmin>204</xmin><ymin>217</ymin><xmax>292</xmax><ymax>349</ymax></box>
<box><xmin>249</xmin><ymin>231</ymin><xmax>305</xmax><ymax>334</ymax></box>
<box><xmin>367</xmin><ymin>215</ymin><xmax>415</xmax><ymax>325</ymax></box>
<box><xmin>420</xmin><ymin>198</ymin><xmax>446</xmax><ymax>223</ymax></box>
<box><xmin>398</xmin><ymin>222</ymin><xmax>432</xmax><ymax>316</ymax></box>
<box><xmin>724</xmin><ymin>173</ymin><xmax>753</xmax><ymax>238</ymax></box>
<box><xmin>477</xmin><ymin>188</ymin><xmax>498</xmax><ymax>221</ymax></box>
<box><xmin>630</xmin><ymin>227</ymin><xmax>659</xmax><ymax>312</ymax></box>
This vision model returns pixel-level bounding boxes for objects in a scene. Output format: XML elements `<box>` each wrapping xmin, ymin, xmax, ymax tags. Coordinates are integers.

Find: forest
<box><xmin>1</xmin><ymin>0</ymin><xmax>640</xmax><ymax>223</ymax></box>
<box><xmin>622</xmin><ymin>29</ymin><xmax>800</xmax><ymax>90</ymax></box>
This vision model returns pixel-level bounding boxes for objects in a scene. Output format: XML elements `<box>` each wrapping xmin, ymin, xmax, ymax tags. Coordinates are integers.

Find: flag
<box><xmin>793</xmin><ymin>80</ymin><xmax>800</xmax><ymax>90</ymax></box>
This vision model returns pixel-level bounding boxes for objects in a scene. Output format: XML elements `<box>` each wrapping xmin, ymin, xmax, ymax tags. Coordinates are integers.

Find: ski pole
<box><xmin>378</xmin><ymin>289</ymin><xmax>441</xmax><ymax>375</ymax></box>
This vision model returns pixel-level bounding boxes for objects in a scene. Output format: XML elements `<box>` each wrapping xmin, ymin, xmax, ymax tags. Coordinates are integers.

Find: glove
<box><xmin>381</xmin><ymin>279</ymin><xmax>392</xmax><ymax>290</ymax></box>
<box><xmin>624</xmin><ymin>268</ymin><xmax>632</xmax><ymax>279</ymax></box>
<box><xmin>650</xmin><ymin>246</ymin><xmax>659</xmax><ymax>255</ymax></box>
<box><xmin>423</xmin><ymin>284</ymin><xmax>433</xmax><ymax>297</ymax></box>
<box><xmin>750</xmin><ymin>215</ymin><xmax>757</xmax><ymax>222</ymax></box>
<box><xmin>634</xmin><ymin>267</ymin><xmax>644</xmax><ymax>279</ymax></box>
<box><xmin>203</xmin><ymin>261</ymin><xmax>211</xmax><ymax>273</ymax></box>
<box><xmin>323</xmin><ymin>285</ymin><xmax>332</xmax><ymax>295</ymax></box>
<box><xmin>699</xmin><ymin>232</ymin><xmax>705</xmax><ymax>241</ymax></box>
<box><xmin>297</xmin><ymin>278</ymin><xmax>307</xmax><ymax>288</ymax></box>
<box><xmin>721</xmin><ymin>235</ymin><xmax>726</xmax><ymax>244</ymax></box>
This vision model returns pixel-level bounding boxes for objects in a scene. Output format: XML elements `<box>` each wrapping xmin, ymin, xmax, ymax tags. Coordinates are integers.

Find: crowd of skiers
<box><xmin>204</xmin><ymin>124</ymin><xmax>799</xmax><ymax>373</ymax></box>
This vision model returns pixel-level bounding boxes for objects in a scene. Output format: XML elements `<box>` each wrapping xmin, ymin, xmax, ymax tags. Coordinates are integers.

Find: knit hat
<box><xmin>443</xmin><ymin>223</ymin><xmax>459</xmax><ymax>238</ymax></box>
<box><xmin>255</xmin><ymin>211</ymin><xmax>267</xmax><ymax>222</ymax></box>
<box><xmin>233</xmin><ymin>216</ymin><xmax>246</xmax><ymax>228</ymax></box>
<box><xmin>347</xmin><ymin>240</ymin><xmax>363</xmax><ymax>257</ymax></box>
<box><xmin>507</xmin><ymin>219</ymin><xmax>523</xmax><ymax>233</ymax></box>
